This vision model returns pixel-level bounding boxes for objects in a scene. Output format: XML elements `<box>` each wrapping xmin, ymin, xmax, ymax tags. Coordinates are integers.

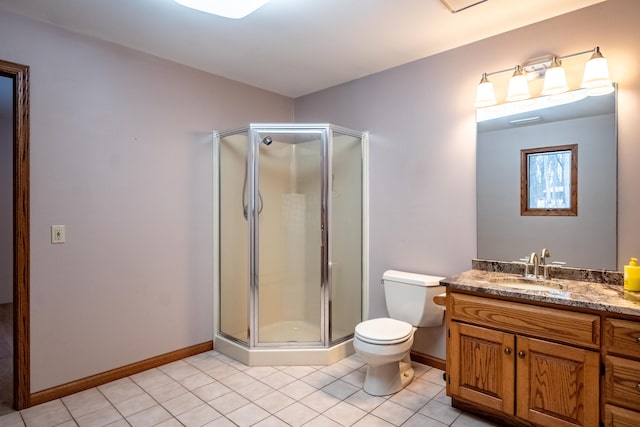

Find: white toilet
<box><xmin>354</xmin><ymin>270</ymin><xmax>446</xmax><ymax>396</ymax></box>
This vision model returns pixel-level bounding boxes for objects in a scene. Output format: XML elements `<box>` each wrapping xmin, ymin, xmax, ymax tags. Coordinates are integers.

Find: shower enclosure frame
<box><xmin>213</xmin><ymin>123</ymin><xmax>369</xmax><ymax>365</ymax></box>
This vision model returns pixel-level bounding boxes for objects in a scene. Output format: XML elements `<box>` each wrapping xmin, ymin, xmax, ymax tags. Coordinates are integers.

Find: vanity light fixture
<box><xmin>541</xmin><ymin>57</ymin><xmax>569</xmax><ymax>96</ymax></box>
<box><xmin>506</xmin><ymin>65</ymin><xmax>532</xmax><ymax>102</ymax></box>
<box><xmin>475</xmin><ymin>46</ymin><xmax>614</xmax><ymax>108</ymax></box>
<box><xmin>474</xmin><ymin>73</ymin><xmax>497</xmax><ymax>107</ymax></box>
<box><xmin>581</xmin><ymin>47</ymin><xmax>614</xmax><ymax>95</ymax></box>
<box><xmin>174</xmin><ymin>0</ymin><xmax>271</xmax><ymax>19</ymax></box>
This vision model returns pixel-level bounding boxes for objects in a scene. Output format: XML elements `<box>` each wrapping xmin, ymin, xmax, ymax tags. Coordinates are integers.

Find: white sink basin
<box><xmin>487</xmin><ymin>276</ymin><xmax>568</xmax><ymax>293</ymax></box>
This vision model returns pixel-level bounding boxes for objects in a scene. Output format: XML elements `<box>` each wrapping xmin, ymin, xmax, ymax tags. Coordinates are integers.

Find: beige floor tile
<box><xmin>351</xmin><ymin>414</ymin><xmax>395</xmax><ymax>426</ymax></box>
<box><xmin>61</xmin><ymin>388</ymin><xmax>111</xmax><ymax>419</ymax></box>
<box><xmin>113</xmin><ymin>393</ymin><xmax>156</xmax><ymax>418</ymax></box>
<box><xmin>98</xmin><ymin>378</ymin><xmax>145</xmax><ymax>404</ymax></box>
<box><xmin>184</xmin><ymin>354</ymin><xmax>226</xmax><ymax>372</ymax></box>
<box><xmin>403</xmin><ymin>413</ymin><xmax>448</xmax><ymax>427</ymax></box>
<box><xmin>253</xmin><ymin>390</ymin><xmax>295</xmax><ymax>413</ymax></box>
<box><xmin>176</xmin><ymin>404</ymin><xmax>222</xmax><ymax>427</ymax></box>
<box><xmin>162</xmin><ymin>392</ymin><xmax>204</xmax><ymax>416</ymax></box>
<box><xmin>371</xmin><ymin>400</ymin><xmax>414</xmax><ymax>426</ymax></box>
<box><xmin>20</xmin><ymin>399</ymin><xmax>72</xmax><ymax>427</ymax></box>
<box><xmin>217</xmin><ymin>371</ymin><xmax>257</xmax><ymax>390</ymax></box>
<box><xmin>126</xmin><ymin>405</ymin><xmax>173</xmax><ymax>427</ymax></box>
<box><xmin>323</xmin><ymin>401</ymin><xmax>367</xmax><ymax>426</ymax></box>
<box><xmin>274</xmin><ymin>402</ymin><xmax>318</xmax><ymax>427</ymax></box>
<box><xmin>321</xmin><ymin>379</ymin><xmax>359</xmax><ymax>400</ymax></box>
<box><xmin>301</xmin><ymin>414</ymin><xmax>342</xmax><ymax>427</ymax></box>
<box><xmin>226</xmin><ymin>402</ymin><xmax>270</xmax><ymax>426</ymax></box>
<box><xmin>235</xmin><ymin>381</ymin><xmax>274</xmax><ymax>401</ymax></box>
<box><xmin>208</xmin><ymin>392</ymin><xmax>250</xmax><ymax>415</ymax></box>
<box><xmin>202</xmin><ymin>416</ymin><xmax>236</xmax><ymax>426</ymax></box>
<box><xmin>281</xmin><ymin>365</ymin><xmax>316</xmax><ymax>379</ymax></box>
<box><xmin>340</xmin><ymin>370</ymin><xmax>365</xmax><ymax>388</ymax></box>
<box><xmin>419</xmin><ymin>399</ymin><xmax>461</xmax><ymax>425</ymax></box>
<box><xmin>177</xmin><ymin>372</ymin><xmax>215</xmax><ymax>391</ymax></box>
<box><xmin>388</xmin><ymin>387</ymin><xmax>431</xmax><ymax>411</ymax></box>
<box><xmin>192</xmin><ymin>382</ymin><xmax>232</xmax><ymax>402</ymax></box>
<box><xmin>404</xmin><ymin>377</ymin><xmax>443</xmax><ymax>398</ymax></box>
<box><xmin>344</xmin><ymin>389</ymin><xmax>386</xmax><ymax>412</ymax></box>
<box><xmin>300</xmin><ymin>370</ymin><xmax>336</xmax><ymax>389</ymax></box>
<box><xmin>243</xmin><ymin>366</ymin><xmax>278</xmax><ymax>380</ymax></box>
<box><xmin>158</xmin><ymin>361</ymin><xmax>201</xmax><ymax>381</ymax></box>
<box><xmin>259</xmin><ymin>371</ymin><xmax>296</xmax><ymax>389</ymax></box>
<box><xmin>253</xmin><ymin>415</ymin><xmax>290</xmax><ymax>427</ymax></box>
<box><xmin>146</xmin><ymin>381</ymin><xmax>188</xmax><ymax>403</ymax></box>
<box><xmin>278</xmin><ymin>380</ymin><xmax>317</xmax><ymax>400</ymax></box>
<box><xmin>130</xmin><ymin>369</ymin><xmax>174</xmax><ymax>392</ymax></box>
<box><xmin>299</xmin><ymin>390</ymin><xmax>340</xmax><ymax>413</ymax></box>
<box><xmin>75</xmin><ymin>405</ymin><xmax>123</xmax><ymax>427</ymax></box>
<box><xmin>320</xmin><ymin>363</ymin><xmax>353</xmax><ymax>379</ymax></box>
<box><xmin>422</xmin><ymin>368</ymin><xmax>447</xmax><ymax>386</ymax></box>
<box><xmin>0</xmin><ymin>410</ymin><xmax>24</xmax><ymax>427</ymax></box>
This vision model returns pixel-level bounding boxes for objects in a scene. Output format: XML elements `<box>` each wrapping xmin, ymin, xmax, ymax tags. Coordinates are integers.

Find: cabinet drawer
<box><xmin>604</xmin><ymin>318</ymin><xmax>640</xmax><ymax>359</ymax></box>
<box><xmin>448</xmin><ymin>293</ymin><xmax>600</xmax><ymax>349</ymax></box>
<box><xmin>604</xmin><ymin>404</ymin><xmax>640</xmax><ymax>427</ymax></box>
<box><xmin>605</xmin><ymin>356</ymin><xmax>640</xmax><ymax>411</ymax></box>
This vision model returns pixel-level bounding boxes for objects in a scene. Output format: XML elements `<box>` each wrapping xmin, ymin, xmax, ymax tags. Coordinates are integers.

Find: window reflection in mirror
<box><xmin>476</xmin><ymin>88</ymin><xmax>616</xmax><ymax>270</ymax></box>
<box><xmin>521</xmin><ymin>144</ymin><xmax>577</xmax><ymax>216</ymax></box>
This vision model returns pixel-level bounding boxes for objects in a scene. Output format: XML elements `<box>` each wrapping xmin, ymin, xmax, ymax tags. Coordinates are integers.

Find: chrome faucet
<box><xmin>528</xmin><ymin>252</ymin><xmax>539</xmax><ymax>279</ymax></box>
<box><xmin>540</xmin><ymin>248</ymin><xmax>550</xmax><ymax>265</ymax></box>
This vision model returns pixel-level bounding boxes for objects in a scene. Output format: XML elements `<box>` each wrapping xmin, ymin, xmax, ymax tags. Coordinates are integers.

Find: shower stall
<box><xmin>213</xmin><ymin>123</ymin><xmax>368</xmax><ymax>365</ymax></box>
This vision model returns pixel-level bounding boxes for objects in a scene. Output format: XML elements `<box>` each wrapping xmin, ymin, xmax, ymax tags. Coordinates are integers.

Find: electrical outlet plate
<box><xmin>51</xmin><ymin>225</ymin><xmax>65</xmax><ymax>244</ymax></box>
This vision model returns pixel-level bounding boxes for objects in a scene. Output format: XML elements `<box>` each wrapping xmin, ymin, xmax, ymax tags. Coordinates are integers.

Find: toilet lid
<box><xmin>355</xmin><ymin>318</ymin><xmax>413</xmax><ymax>345</ymax></box>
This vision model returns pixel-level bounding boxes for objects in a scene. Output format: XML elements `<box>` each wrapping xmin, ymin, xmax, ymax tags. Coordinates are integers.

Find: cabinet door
<box><xmin>516</xmin><ymin>336</ymin><xmax>600</xmax><ymax>427</ymax></box>
<box><xmin>448</xmin><ymin>321</ymin><xmax>515</xmax><ymax>413</ymax></box>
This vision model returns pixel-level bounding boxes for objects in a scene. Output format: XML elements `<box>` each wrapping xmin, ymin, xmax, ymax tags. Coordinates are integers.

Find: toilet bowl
<box><xmin>354</xmin><ymin>270</ymin><xmax>446</xmax><ymax>396</ymax></box>
<box><xmin>354</xmin><ymin>317</ymin><xmax>416</xmax><ymax>396</ymax></box>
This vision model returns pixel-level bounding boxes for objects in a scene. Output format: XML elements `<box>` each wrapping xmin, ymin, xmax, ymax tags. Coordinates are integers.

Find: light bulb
<box><xmin>506</xmin><ymin>66</ymin><xmax>531</xmax><ymax>102</ymax></box>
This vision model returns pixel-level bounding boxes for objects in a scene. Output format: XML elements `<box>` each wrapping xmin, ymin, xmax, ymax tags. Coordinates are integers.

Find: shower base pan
<box><xmin>214</xmin><ymin>334</ymin><xmax>354</xmax><ymax>366</ymax></box>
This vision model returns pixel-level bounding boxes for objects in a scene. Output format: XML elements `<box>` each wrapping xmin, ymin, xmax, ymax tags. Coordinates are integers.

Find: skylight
<box><xmin>174</xmin><ymin>0</ymin><xmax>271</xmax><ymax>19</ymax></box>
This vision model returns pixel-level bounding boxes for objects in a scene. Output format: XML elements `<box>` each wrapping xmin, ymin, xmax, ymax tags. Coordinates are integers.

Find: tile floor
<box><xmin>0</xmin><ymin>350</ymin><xmax>498</xmax><ymax>426</ymax></box>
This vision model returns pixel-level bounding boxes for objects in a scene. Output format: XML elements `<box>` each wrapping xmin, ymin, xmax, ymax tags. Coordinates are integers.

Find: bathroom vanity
<box><xmin>442</xmin><ymin>260</ymin><xmax>640</xmax><ymax>427</ymax></box>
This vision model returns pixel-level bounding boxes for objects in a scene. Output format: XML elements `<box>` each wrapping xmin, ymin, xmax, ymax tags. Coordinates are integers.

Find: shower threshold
<box><xmin>213</xmin><ymin>334</ymin><xmax>354</xmax><ymax>366</ymax></box>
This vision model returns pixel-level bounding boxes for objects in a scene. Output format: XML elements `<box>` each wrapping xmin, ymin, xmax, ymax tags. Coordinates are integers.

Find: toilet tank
<box><xmin>383</xmin><ymin>270</ymin><xmax>446</xmax><ymax>327</ymax></box>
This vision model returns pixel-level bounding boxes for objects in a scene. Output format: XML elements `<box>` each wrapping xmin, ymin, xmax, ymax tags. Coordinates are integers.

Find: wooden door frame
<box><xmin>1</xmin><ymin>59</ymin><xmax>30</xmax><ymax>410</ymax></box>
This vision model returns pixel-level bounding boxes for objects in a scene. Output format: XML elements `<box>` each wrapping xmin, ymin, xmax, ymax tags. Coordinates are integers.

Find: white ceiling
<box><xmin>0</xmin><ymin>0</ymin><xmax>605</xmax><ymax>98</ymax></box>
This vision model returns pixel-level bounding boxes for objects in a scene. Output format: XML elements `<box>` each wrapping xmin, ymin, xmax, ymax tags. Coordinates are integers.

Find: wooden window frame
<box><xmin>521</xmin><ymin>144</ymin><xmax>577</xmax><ymax>216</ymax></box>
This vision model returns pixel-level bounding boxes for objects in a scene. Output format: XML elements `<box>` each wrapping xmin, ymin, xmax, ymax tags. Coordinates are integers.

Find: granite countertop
<box><xmin>442</xmin><ymin>266</ymin><xmax>640</xmax><ymax>318</ymax></box>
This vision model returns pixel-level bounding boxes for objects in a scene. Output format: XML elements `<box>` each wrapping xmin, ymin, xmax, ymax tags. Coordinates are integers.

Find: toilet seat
<box><xmin>355</xmin><ymin>318</ymin><xmax>413</xmax><ymax>345</ymax></box>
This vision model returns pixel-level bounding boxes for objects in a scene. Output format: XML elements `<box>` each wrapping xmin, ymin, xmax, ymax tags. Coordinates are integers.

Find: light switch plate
<box><xmin>51</xmin><ymin>225</ymin><xmax>65</xmax><ymax>244</ymax></box>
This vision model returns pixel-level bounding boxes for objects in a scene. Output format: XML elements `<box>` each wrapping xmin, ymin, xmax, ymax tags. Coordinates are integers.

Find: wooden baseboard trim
<box><xmin>410</xmin><ymin>351</ymin><xmax>446</xmax><ymax>371</ymax></box>
<box><xmin>29</xmin><ymin>341</ymin><xmax>213</xmax><ymax>407</ymax></box>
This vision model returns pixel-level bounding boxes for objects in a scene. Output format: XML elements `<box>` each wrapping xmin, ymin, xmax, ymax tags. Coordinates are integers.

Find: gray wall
<box><xmin>295</xmin><ymin>0</ymin><xmax>640</xmax><ymax>355</ymax></box>
<box><xmin>0</xmin><ymin>76</ymin><xmax>11</xmax><ymax>304</ymax></box>
<box><xmin>0</xmin><ymin>11</ymin><xmax>294</xmax><ymax>392</ymax></box>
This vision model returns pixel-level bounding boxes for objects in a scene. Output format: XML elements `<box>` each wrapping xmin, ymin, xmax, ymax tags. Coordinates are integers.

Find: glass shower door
<box><xmin>218</xmin><ymin>132</ymin><xmax>250</xmax><ymax>344</ymax></box>
<box><xmin>329</xmin><ymin>131</ymin><xmax>363</xmax><ymax>343</ymax></box>
<box><xmin>255</xmin><ymin>130</ymin><xmax>324</xmax><ymax>345</ymax></box>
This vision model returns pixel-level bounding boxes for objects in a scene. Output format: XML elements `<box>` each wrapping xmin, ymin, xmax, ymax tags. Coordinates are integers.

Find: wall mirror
<box><xmin>476</xmin><ymin>88</ymin><xmax>617</xmax><ymax>270</ymax></box>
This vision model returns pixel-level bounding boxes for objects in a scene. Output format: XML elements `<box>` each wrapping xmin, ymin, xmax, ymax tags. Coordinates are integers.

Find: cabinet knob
<box><xmin>504</xmin><ymin>347</ymin><xmax>512</xmax><ymax>355</ymax></box>
<box><xmin>518</xmin><ymin>351</ymin><xmax>526</xmax><ymax>359</ymax></box>
<box><xmin>637</xmin><ymin>383</ymin><xmax>640</xmax><ymax>392</ymax></box>
<box><xmin>636</xmin><ymin>337</ymin><xmax>640</xmax><ymax>344</ymax></box>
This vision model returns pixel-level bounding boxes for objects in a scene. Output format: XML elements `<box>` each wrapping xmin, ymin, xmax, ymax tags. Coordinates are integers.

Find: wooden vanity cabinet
<box><xmin>603</xmin><ymin>317</ymin><xmax>640</xmax><ymax>426</ymax></box>
<box><xmin>447</xmin><ymin>292</ymin><xmax>601</xmax><ymax>427</ymax></box>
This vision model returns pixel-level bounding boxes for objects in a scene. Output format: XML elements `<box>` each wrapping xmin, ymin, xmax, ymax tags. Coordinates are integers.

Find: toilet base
<box><xmin>362</xmin><ymin>353</ymin><xmax>415</xmax><ymax>396</ymax></box>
